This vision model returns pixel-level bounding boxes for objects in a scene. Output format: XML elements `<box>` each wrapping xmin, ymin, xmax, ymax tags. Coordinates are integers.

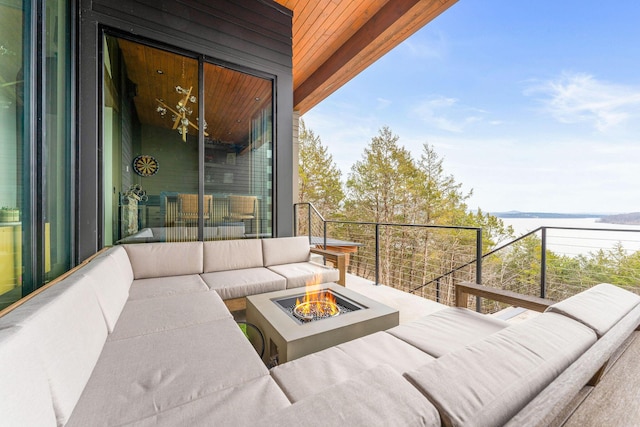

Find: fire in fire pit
<box><xmin>293</xmin><ymin>288</ymin><xmax>340</xmax><ymax>321</ymax></box>
<box><xmin>273</xmin><ymin>288</ymin><xmax>366</xmax><ymax>324</ymax></box>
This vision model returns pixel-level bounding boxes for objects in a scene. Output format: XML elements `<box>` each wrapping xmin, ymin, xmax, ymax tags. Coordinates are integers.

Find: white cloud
<box><xmin>401</xmin><ymin>30</ymin><xmax>447</xmax><ymax>60</ymax></box>
<box><xmin>526</xmin><ymin>72</ymin><xmax>640</xmax><ymax>131</ymax></box>
<box><xmin>376</xmin><ymin>98</ymin><xmax>392</xmax><ymax>110</ymax></box>
<box><xmin>411</xmin><ymin>96</ymin><xmax>486</xmax><ymax>133</ymax></box>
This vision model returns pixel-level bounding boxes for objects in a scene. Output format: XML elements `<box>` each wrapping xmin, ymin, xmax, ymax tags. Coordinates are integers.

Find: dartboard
<box><xmin>133</xmin><ymin>155</ymin><xmax>159</xmax><ymax>177</ymax></box>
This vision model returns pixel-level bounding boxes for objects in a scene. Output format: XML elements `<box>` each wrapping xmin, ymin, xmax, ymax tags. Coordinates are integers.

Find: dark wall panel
<box><xmin>78</xmin><ymin>0</ymin><xmax>293</xmax><ymax>260</ymax></box>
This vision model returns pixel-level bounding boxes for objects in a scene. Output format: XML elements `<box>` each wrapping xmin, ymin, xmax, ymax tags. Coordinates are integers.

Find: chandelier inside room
<box><xmin>156</xmin><ymin>85</ymin><xmax>208</xmax><ymax>142</ymax></box>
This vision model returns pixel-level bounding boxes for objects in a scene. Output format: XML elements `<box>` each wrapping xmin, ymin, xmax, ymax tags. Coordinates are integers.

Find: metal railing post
<box><xmin>323</xmin><ymin>222</ymin><xmax>327</xmax><ymax>250</ymax></box>
<box><xmin>293</xmin><ymin>204</ymin><xmax>298</xmax><ymax>236</ymax></box>
<box><xmin>436</xmin><ymin>279</ymin><xmax>440</xmax><ymax>303</ymax></box>
<box><xmin>540</xmin><ymin>227</ymin><xmax>547</xmax><ymax>299</ymax></box>
<box><xmin>475</xmin><ymin>228</ymin><xmax>483</xmax><ymax>312</ymax></box>
<box><xmin>307</xmin><ymin>204</ymin><xmax>312</xmax><ymax>242</ymax></box>
<box><xmin>375</xmin><ymin>224</ymin><xmax>380</xmax><ymax>286</ymax></box>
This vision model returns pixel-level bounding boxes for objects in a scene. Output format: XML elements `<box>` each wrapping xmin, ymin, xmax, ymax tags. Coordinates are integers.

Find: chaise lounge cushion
<box><xmin>108</xmin><ymin>291</ymin><xmax>231</xmax><ymax>341</ymax></box>
<box><xmin>0</xmin><ymin>327</ymin><xmax>57</xmax><ymax>427</ymax></box>
<box><xmin>127</xmin><ymin>274</ymin><xmax>209</xmax><ymax>300</ymax></box>
<box><xmin>271</xmin><ymin>331</ymin><xmax>435</xmax><ymax>402</ymax></box>
<box><xmin>387</xmin><ymin>307</ymin><xmax>510</xmax><ymax>357</ymax></box>
<box><xmin>124</xmin><ymin>242</ymin><xmax>203</xmax><ymax>279</ymax></box>
<box><xmin>124</xmin><ymin>376</ymin><xmax>291</xmax><ymax>426</ymax></box>
<box><xmin>67</xmin><ymin>318</ymin><xmax>268</xmax><ymax>426</ymax></box>
<box><xmin>267</xmin><ymin>261</ymin><xmax>339</xmax><ymax>288</ymax></box>
<box><xmin>201</xmin><ymin>267</ymin><xmax>287</xmax><ymax>300</ymax></box>
<box><xmin>203</xmin><ymin>239</ymin><xmax>264</xmax><ymax>272</ymax></box>
<box><xmin>262</xmin><ymin>236</ymin><xmax>311</xmax><ymax>266</ymax></box>
<box><xmin>405</xmin><ymin>312</ymin><xmax>597</xmax><ymax>427</ymax></box>
<box><xmin>264</xmin><ymin>365</ymin><xmax>441</xmax><ymax>426</ymax></box>
<box><xmin>545</xmin><ymin>283</ymin><xmax>640</xmax><ymax>337</ymax></box>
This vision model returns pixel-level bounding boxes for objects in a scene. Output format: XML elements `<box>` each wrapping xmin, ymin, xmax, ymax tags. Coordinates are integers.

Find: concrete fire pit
<box><xmin>246</xmin><ymin>283</ymin><xmax>399</xmax><ymax>364</ymax></box>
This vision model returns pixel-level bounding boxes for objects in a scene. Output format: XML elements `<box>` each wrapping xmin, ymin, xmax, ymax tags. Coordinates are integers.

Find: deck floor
<box><xmin>561</xmin><ymin>331</ymin><xmax>640</xmax><ymax>426</ymax></box>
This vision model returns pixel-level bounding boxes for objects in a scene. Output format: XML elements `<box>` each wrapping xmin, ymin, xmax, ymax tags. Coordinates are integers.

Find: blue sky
<box><xmin>302</xmin><ymin>0</ymin><xmax>640</xmax><ymax>214</ymax></box>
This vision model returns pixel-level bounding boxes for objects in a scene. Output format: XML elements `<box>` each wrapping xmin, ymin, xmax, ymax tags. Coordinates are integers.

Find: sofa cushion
<box><xmin>7</xmin><ymin>275</ymin><xmax>109</xmax><ymax>425</ymax></box>
<box><xmin>0</xmin><ymin>327</ymin><xmax>57</xmax><ymax>427</ymax></box>
<box><xmin>405</xmin><ymin>312</ymin><xmax>597</xmax><ymax>427</ymax></box>
<box><xmin>271</xmin><ymin>331</ymin><xmax>435</xmax><ymax>402</ymax></box>
<box><xmin>387</xmin><ymin>307</ymin><xmax>510</xmax><ymax>357</ymax></box>
<box><xmin>128</xmin><ymin>274</ymin><xmax>209</xmax><ymax>300</ymax></box>
<box><xmin>201</xmin><ymin>267</ymin><xmax>287</xmax><ymax>300</ymax></box>
<box><xmin>72</xmin><ymin>253</ymin><xmax>131</xmax><ymax>332</ymax></box>
<box><xmin>262</xmin><ymin>236</ymin><xmax>311</xmax><ymax>266</ymax></box>
<box><xmin>124</xmin><ymin>242</ymin><xmax>203</xmax><ymax>279</ymax></box>
<box><xmin>267</xmin><ymin>261</ymin><xmax>339</xmax><ymax>289</ymax></box>
<box><xmin>120</xmin><ymin>376</ymin><xmax>291</xmax><ymax>426</ymax></box>
<box><xmin>545</xmin><ymin>283</ymin><xmax>640</xmax><ymax>337</ymax></box>
<box><xmin>264</xmin><ymin>365</ymin><xmax>441</xmax><ymax>426</ymax></box>
<box><xmin>67</xmin><ymin>318</ymin><xmax>268</xmax><ymax>426</ymax></box>
<box><xmin>108</xmin><ymin>291</ymin><xmax>231</xmax><ymax>341</ymax></box>
<box><xmin>203</xmin><ymin>239</ymin><xmax>264</xmax><ymax>272</ymax></box>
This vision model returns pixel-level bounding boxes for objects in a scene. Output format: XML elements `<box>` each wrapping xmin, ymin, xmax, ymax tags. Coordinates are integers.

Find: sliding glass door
<box><xmin>103</xmin><ymin>34</ymin><xmax>274</xmax><ymax>244</ymax></box>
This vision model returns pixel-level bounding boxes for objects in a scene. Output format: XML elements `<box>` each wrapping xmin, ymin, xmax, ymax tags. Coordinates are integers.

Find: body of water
<box><xmin>497</xmin><ymin>217</ymin><xmax>640</xmax><ymax>257</ymax></box>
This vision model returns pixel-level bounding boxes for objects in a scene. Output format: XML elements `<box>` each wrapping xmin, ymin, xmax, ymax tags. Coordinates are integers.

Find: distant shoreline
<box><xmin>492</xmin><ymin>211</ymin><xmax>640</xmax><ymax>226</ymax></box>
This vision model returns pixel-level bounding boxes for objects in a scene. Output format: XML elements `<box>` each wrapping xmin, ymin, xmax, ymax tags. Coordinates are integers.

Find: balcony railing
<box><xmin>294</xmin><ymin>203</ymin><xmax>483</xmax><ymax>308</ymax></box>
<box><xmin>294</xmin><ymin>203</ymin><xmax>640</xmax><ymax>313</ymax></box>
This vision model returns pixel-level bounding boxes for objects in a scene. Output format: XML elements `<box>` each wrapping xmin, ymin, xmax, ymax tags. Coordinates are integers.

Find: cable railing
<box><xmin>294</xmin><ymin>203</ymin><xmax>640</xmax><ymax>314</ymax></box>
<box><xmin>294</xmin><ymin>203</ymin><xmax>483</xmax><ymax>308</ymax></box>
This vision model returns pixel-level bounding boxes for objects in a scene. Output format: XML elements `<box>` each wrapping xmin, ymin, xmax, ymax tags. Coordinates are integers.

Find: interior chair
<box><xmin>177</xmin><ymin>194</ymin><xmax>213</xmax><ymax>225</ymax></box>
<box><xmin>224</xmin><ymin>195</ymin><xmax>259</xmax><ymax>236</ymax></box>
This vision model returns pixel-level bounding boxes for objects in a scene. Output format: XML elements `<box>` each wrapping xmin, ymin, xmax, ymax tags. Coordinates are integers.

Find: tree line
<box><xmin>298</xmin><ymin>121</ymin><xmax>640</xmax><ymax>307</ymax></box>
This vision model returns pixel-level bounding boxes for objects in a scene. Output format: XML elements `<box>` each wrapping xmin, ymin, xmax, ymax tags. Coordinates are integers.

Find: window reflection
<box><xmin>104</xmin><ymin>36</ymin><xmax>274</xmax><ymax>245</ymax></box>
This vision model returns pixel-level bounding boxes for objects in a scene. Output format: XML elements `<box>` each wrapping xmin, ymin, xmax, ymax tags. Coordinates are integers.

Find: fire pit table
<box><xmin>246</xmin><ymin>283</ymin><xmax>399</xmax><ymax>365</ymax></box>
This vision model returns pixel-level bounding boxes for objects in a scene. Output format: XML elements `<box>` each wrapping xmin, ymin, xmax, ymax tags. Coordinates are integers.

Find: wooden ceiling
<box><xmin>118</xmin><ymin>39</ymin><xmax>272</xmax><ymax>147</ymax></box>
<box><xmin>275</xmin><ymin>0</ymin><xmax>459</xmax><ymax>114</ymax></box>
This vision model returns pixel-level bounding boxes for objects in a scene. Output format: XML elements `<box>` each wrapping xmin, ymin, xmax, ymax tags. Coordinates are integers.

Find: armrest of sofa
<box><xmin>455</xmin><ymin>282</ymin><xmax>554</xmax><ymax>312</ymax></box>
<box><xmin>310</xmin><ymin>248</ymin><xmax>346</xmax><ymax>286</ymax></box>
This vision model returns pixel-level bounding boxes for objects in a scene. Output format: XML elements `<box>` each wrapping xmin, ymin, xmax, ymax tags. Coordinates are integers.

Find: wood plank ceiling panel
<box><xmin>275</xmin><ymin>0</ymin><xmax>458</xmax><ymax>114</ymax></box>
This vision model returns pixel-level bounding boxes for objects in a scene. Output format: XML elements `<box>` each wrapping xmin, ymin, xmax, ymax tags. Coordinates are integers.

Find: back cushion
<box><xmin>0</xmin><ymin>327</ymin><xmax>57</xmax><ymax>427</ymax></box>
<box><xmin>124</xmin><ymin>242</ymin><xmax>203</xmax><ymax>279</ymax></box>
<box><xmin>8</xmin><ymin>276</ymin><xmax>108</xmax><ymax>425</ymax></box>
<box><xmin>546</xmin><ymin>283</ymin><xmax>640</xmax><ymax>337</ymax></box>
<box><xmin>203</xmin><ymin>239</ymin><xmax>264</xmax><ymax>272</ymax></box>
<box><xmin>405</xmin><ymin>313</ymin><xmax>596</xmax><ymax>427</ymax></box>
<box><xmin>262</xmin><ymin>236</ymin><xmax>311</xmax><ymax>266</ymax></box>
<box><xmin>74</xmin><ymin>252</ymin><xmax>130</xmax><ymax>332</ymax></box>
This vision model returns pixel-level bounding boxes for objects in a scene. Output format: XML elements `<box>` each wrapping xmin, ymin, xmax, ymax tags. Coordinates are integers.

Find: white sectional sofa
<box><xmin>1</xmin><ymin>236</ymin><xmax>639</xmax><ymax>426</ymax></box>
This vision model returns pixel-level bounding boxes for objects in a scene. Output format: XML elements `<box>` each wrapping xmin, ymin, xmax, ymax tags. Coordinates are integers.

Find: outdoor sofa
<box><xmin>1</xmin><ymin>236</ymin><xmax>639</xmax><ymax>426</ymax></box>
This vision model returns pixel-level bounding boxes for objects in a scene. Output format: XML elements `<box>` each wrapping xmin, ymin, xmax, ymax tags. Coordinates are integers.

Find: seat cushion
<box><xmin>546</xmin><ymin>283</ymin><xmax>640</xmax><ymax>337</ymax></box>
<box><xmin>405</xmin><ymin>312</ymin><xmax>597</xmax><ymax>427</ymax></box>
<box><xmin>128</xmin><ymin>274</ymin><xmax>209</xmax><ymax>300</ymax></box>
<box><xmin>264</xmin><ymin>365</ymin><xmax>441</xmax><ymax>427</ymax></box>
<box><xmin>5</xmin><ymin>275</ymin><xmax>109</xmax><ymax>425</ymax></box>
<box><xmin>201</xmin><ymin>267</ymin><xmax>286</xmax><ymax>300</ymax></box>
<box><xmin>271</xmin><ymin>331</ymin><xmax>435</xmax><ymax>402</ymax></box>
<box><xmin>262</xmin><ymin>236</ymin><xmax>311</xmax><ymax>266</ymax></box>
<box><xmin>203</xmin><ymin>239</ymin><xmax>264</xmax><ymax>272</ymax></box>
<box><xmin>67</xmin><ymin>318</ymin><xmax>268</xmax><ymax>427</ymax></box>
<box><xmin>387</xmin><ymin>307</ymin><xmax>510</xmax><ymax>357</ymax></box>
<box><xmin>0</xmin><ymin>327</ymin><xmax>57</xmax><ymax>427</ymax></box>
<box><xmin>124</xmin><ymin>242</ymin><xmax>203</xmax><ymax>279</ymax></box>
<box><xmin>267</xmin><ymin>261</ymin><xmax>339</xmax><ymax>288</ymax></box>
<box><xmin>120</xmin><ymin>376</ymin><xmax>291</xmax><ymax>426</ymax></box>
<box><xmin>108</xmin><ymin>291</ymin><xmax>231</xmax><ymax>341</ymax></box>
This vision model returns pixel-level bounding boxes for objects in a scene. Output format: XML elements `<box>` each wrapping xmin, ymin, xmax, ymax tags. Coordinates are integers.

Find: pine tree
<box><xmin>297</xmin><ymin>119</ymin><xmax>344</xmax><ymax>218</ymax></box>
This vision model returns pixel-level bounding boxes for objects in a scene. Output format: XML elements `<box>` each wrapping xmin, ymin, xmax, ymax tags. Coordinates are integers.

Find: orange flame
<box><xmin>296</xmin><ymin>286</ymin><xmax>339</xmax><ymax>317</ymax></box>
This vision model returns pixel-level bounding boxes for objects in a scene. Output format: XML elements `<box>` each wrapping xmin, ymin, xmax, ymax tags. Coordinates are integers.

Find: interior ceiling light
<box><xmin>156</xmin><ymin>85</ymin><xmax>208</xmax><ymax>142</ymax></box>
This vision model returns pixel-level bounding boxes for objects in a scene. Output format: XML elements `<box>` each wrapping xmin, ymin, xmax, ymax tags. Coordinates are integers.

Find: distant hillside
<box><xmin>492</xmin><ymin>211</ymin><xmax>602</xmax><ymax>219</ymax></box>
<box><xmin>598</xmin><ymin>212</ymin><xmax>640</xmax><ymax>225</ymax></box>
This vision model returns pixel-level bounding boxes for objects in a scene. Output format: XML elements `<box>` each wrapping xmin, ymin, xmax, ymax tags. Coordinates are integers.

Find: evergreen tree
<box><xmin>297</xmin><ymin>119</ymin><xmax>344</xmax><ymax>217</ymax></box>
